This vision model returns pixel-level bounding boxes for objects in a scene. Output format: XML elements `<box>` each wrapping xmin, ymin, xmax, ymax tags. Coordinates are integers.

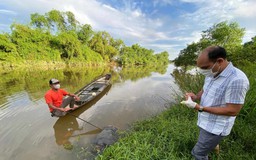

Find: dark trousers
<box><xmin>52</xmin><ymin>97</ymin><xmax>75</xmax><ymax>117</ymax></box>
<box><xmin>191</xmin><ymin>127</ymin><xmax>224</xmax><ymax>160</ymax></box>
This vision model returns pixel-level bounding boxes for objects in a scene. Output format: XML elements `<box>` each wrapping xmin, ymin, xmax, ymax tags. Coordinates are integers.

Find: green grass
<box><xmin>97</xmin><ymin>105</ymin><xmax>198</xmax><ymax>160</ymax></box>
<box><xmin>97</xmin><ymin>64</ymin><xmax>256</xmax><ymax>160</ymax></box>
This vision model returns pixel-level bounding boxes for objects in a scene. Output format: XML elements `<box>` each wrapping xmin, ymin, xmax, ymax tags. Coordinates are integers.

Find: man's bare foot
<box><xmin>64</xmin><ymin>107</ymin><xmax>72</xmax><ymax>112</ymax></box>
<box><xmin>72</xmin><ymin>105</ymin><xmax>79</xmax><ymax>110</ymax></box>
<box><xmin>214</xmin><ymin>144</ymin><xmax>220</xmax><ymax>154</ymax></box>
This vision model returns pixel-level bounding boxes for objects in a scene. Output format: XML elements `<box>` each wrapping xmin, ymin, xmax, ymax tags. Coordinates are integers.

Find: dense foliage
<box><xmin>0</xmin><ymin>10</ymin><xmax>169</xmax><ymax>68</ymax></box>
<box><xmin>173</xmin><ymin>21</ymin><xmax>255</xmax><ymax>67</ymax></box>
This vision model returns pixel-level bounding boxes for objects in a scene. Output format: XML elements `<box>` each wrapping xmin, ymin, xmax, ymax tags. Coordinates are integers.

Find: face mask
<box><xmin>199</xmin><ymin>62</ymin><xmax>220</xmax><ymax>77</ymax></box>
<box><xmin>199</xmin><ymin>68</ymin><xmax>212</xmax><ymax>77</ymax></box>
<box><xmin>53</xmin><ymin>84</ymin><xmax>60</xmax><ymax>89</ymax></box>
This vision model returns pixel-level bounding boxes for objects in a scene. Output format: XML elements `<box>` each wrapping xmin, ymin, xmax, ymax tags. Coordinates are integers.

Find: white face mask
<box><xmin>199</xmin><ymin>62</ymin><xmax>220</xmax><ymax>77</ymax></box>
<box><xmin>53</xmin><ymin>84</ymin><xmax>60</xmax><ymax>89</ymax></box>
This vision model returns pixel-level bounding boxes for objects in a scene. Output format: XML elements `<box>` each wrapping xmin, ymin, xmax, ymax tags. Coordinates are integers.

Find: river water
<box><xmin>0</xmin><ymin>64</ymin><xmax>180</xmax><ymax>160</ymax></box>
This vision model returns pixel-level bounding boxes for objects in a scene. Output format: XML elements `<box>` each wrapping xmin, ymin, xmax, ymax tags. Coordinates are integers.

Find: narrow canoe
<box><xmin>74</xmin><ymin>73</ymin><xmax>111</xmax><ymax>107</ymax></box>
<box><xmin>53</xmin><ymin>74</ymin><xmax>112</xmax><ymax>117</ymax></box>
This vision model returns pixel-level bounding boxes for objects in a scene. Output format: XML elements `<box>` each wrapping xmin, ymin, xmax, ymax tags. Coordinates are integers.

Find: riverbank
<box><xmin>97</xmin><ymin>66</ymin><xmax>256</xmax><ymax>160</ymax></box>
<box><xmin>0</xmin><ymin>60</ymin><xmax>108</xmax><ymax>72</ymax></box>
<box><xmin>97</xmin><ymin>103</ymin><xmax>255</xmax><ymax>159</ymax></box>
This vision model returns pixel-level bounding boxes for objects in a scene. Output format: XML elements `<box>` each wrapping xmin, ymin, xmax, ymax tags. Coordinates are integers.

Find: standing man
<box><xmin>45</xmin><ymin>78</ymin><xmax>80</xmax><ymax>117</ymax></box>
<box><xmin>181</xmin><ymin>46</ymin><xmax>249</xmax><ymax>160</ymax></box>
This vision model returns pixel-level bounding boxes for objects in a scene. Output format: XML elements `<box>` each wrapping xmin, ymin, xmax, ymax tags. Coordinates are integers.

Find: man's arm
<box><xmin>67</xmin><ymin>93</ymin><xmax>80</xmax><ymax>101</ymax></box>
<box><xmin>194</xmin><ymin>103</ymin><xmax>243</xmax><ymax>116</ymax></box>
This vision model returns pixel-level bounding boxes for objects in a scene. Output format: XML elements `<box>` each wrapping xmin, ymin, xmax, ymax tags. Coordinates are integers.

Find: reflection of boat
<box><xmin>53</xmin><ymin>83</ymin><xmax>112</xmax><ymax>149</ymax></box>
<box><xmin>56</xmin><ymin>74</ymin><xmax>111</xmax><ymax>117</ymax></box>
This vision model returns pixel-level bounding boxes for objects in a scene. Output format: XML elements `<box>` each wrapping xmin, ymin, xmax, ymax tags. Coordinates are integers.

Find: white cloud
<box><xmin>179</xmin><ymin>0</ymin><xmax>256</xmax><ymax>44</ymax></box>
<box><xmin>0</xmin><ymin>9</ymin><xmax>17</xmax><ymax>15</ymax></box>
<box><xmin>232</xmin><ymin>0</ymin><xmax>256</xmax><ymax>18</ymax></box>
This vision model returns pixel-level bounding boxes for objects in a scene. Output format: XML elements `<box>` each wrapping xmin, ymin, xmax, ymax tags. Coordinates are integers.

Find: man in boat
<box><xmin>44</xmin><ymin>78</ymin><xmax>80</xmax><ymax>117</ymax></box>
<box><xmin>181</xmin><ymin>46</ymin><xmax>249</xmax><ymax>160</ymax></box>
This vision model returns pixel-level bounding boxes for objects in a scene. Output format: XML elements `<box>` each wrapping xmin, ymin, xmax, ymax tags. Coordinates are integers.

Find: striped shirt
<box><xmin>198</xmin><ymin>62</ymin><xmax>249</xmax><ymax>136</ymax></box>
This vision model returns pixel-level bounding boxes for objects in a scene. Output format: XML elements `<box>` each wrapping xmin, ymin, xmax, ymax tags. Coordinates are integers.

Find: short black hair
<box><xmin>207</xmin><ymin>46</ymin><xmax>227</xmax><ymax>62</ymax></box>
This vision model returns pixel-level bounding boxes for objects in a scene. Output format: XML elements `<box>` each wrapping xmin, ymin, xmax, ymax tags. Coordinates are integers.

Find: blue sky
<box><xmin>0</xmin><ymin>0</ymin><xmax>256</xmax><ymax>59</ymax></box>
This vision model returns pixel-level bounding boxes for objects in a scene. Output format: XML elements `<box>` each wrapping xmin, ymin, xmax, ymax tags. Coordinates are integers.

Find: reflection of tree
<box><xmin>118</xmin><ymin>64</ymin><xmax>168</xmax><ymax>82</ymax></box>
<box><xmin>52</xmin><ymin>85</ymin><xmax>112</xmax><ymax>149</ymax></box>
<box><xmin>171</xmin><ymin>68</ymin><xmax>204</xmax><ymax>94</ymax></box>
<box><xmin>0</xmin><ymin>63</ymin><xmax>167</xmax><ymax>107</ymax></box>
<box><xmin>0</xmin><ymin>66</ymin><xmax>111</xmax><ymax>105</ymax></box>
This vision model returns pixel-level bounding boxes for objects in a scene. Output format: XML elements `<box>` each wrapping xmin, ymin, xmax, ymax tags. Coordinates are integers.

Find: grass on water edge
<box><xmin>97</xmin><ymin>65</ymin><xmax>256</xmax><ymax>160</ymax></box>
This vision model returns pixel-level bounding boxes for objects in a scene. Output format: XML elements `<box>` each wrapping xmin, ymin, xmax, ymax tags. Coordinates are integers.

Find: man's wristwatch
<box><xmin>198</xmin><ymin>106</ymin><xmax>204</xmax><ymax>112</ymax></box>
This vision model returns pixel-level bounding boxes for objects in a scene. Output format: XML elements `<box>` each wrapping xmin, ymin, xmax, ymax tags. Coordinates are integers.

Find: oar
<box><xmin>67</xmin><ymin>112</ymin><xmax>102</xmax><ymax>130</ymax></box>
<box><xmin>70</xmin><ymin>128</ymin><xmax>102</xmax><ymax>137</ymax></box>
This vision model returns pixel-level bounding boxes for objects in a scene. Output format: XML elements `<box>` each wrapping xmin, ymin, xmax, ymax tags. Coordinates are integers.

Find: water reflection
<box><xmin>171</xmin><ymin>68</ymin><xmax>204</xmax><ymax>94</ymax></box>
<box><xmin>53</xmin><ymin>115</ymin><xmax>80</xmax><ymax>149</ymax></box>
<box><xmin>53</xmin><ymin>85</ymin><xmax>112</xmax><ymax>149</ymax></box>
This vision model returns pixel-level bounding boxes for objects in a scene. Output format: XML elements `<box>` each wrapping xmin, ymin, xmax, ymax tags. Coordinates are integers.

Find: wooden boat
<box><xmin>74</xmin><ymin>73</ymin><xmax>111</xmax><ymax>106</ymax></box>
<box><xmin>53</xmin><ymin>85</ymin><xmax>112</xmax><ymax>141</ymax></box>
<box><xmin>53</xmin><ymin>74</ymin><xmax>111</xmax><ymax>117</ymax></box>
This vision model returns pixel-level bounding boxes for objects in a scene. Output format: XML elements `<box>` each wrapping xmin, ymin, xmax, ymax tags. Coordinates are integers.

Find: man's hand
<box><xmin>185</xmin><ymin>92</ymin><xmax>197</xmax><ymax>101</ymax></box>
<box><xmin>181</xmin><ymin>96</ymin><xmax>197</xmax><ymax>108</ymax></box>
<box><xmin>74</xmin><ymin>95</ymin><xmax>80</xmax><ymax>101</ymax></box>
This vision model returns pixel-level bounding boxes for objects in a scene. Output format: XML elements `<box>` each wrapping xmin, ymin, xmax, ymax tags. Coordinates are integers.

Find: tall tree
<box><xmin>47</xmin><ymin>10</ymin><xmax>66</xmax><ymax>32</ymax></box>
<box><xmin>174</xmin><ymin>21</ymin><xmax>245</xmax><ymax>67</ymax></box>
<box><xmin>201</xmin><ymin>21</ymin><xmax>245</xmax><ymax>55</ymax></box>
<box><xmin>77</xmin><ymin>24</ymin><xmax>94</xmax><ymax>45</ymax></box>
<box><xmin>65</xmin><ymin>11</ymin><xmax>77</xmax><ymax>31</ymax></box>
<box><xmin>0</xmin><ymin>33</ymin><xmax>18</xmax><ymax>61</ymax></box>
<box><xmin>88</xmin><ymin>31</ymin><xmax>119</xmax><ymax>61</ymax></box>
<box><xmin>30</xmin><ymin>13</ymin><xmax>50</xmax><ymax>30</ymax></box>
<box><xmin>239</xmin><ymin>36</ymin><xmax>256</xmax><ymax>63</ymax></box>
<box><xmin>53</xmin><ymin>31</ymin><xmax>82</xmax><ymax>60</ymax></box>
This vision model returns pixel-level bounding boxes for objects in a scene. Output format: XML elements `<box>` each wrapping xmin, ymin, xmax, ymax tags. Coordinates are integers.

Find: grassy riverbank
<box><xmin>97</xmin><ymin>64</ymin><xmax>256</xmax><ymax>160</ymax></box>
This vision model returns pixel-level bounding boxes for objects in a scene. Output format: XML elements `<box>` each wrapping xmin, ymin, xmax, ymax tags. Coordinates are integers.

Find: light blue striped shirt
<box><xmin>198</xmin><ymin>62</ymin><xmax>249</xmax><ymax>136</ymax></box>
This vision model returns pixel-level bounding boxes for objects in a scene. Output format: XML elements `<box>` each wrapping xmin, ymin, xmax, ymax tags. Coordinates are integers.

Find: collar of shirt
<box><xmin>212</xmin><ymin>62</ymin><xmax>234</xmax><ymax>79</ymax></box>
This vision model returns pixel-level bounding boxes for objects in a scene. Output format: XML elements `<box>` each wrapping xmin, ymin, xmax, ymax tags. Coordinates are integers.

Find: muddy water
<box><xmin>0</xmin><ymin>64</ymin><xmax>179</xmax><ymax>160</ymax></box>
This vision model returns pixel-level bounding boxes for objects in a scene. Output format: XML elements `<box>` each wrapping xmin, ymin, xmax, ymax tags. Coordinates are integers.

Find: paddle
<box><xmin>70</xmin><ymin>128</ymin><xmax>102</xmax><ymax>137</ymax></box>
<box><xmin>67</xmin><ymin>112</ymin><xmax>102</xmax><ymax>130</ymax></box>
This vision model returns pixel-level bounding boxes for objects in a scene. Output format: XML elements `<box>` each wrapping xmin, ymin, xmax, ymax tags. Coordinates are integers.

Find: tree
<box><xmin>77</xmin><ymin>24</ymin><xmax>94</xmax><ymax>45</ymax></box>
<box><xmin>174</xmin><ymin>21</ymin><xmax>245</xmax><ymax>67</ymax></box>
<box><xmin>88</xmin><ymin>31</ymin><xmax>119</xmax><ymax>61</ymax></box>
<box><xmin>53</xmin><ymin>31</ymin><xmax>82</xmax><ymax>60</ymax></box>
<box><xmin>174</xmin><ymin>42</ymin><xmax>199</xmax><ymax>68</ymax></box>
<box><xmin>239</xmin><ymin>36</ymin><xmax>256</xmax><ymax>64</ymax></box>
<box><xmin>201</xmin><ymin>21</ymin><xmax>245</xmax><ymax>55</ymax></box>
<box><xmin>0</xmin><ymin>33</ymin><xmax>18</xmax><ymax>61</ymax></box>
<box><xmin>11</xmin><ymin>23</ymin><xmax>60</xmax><ymax>61</ymax></box>
<box><xmin>30</xmin><ymin>13</ymin><xmax>50</xmax><ymax>30</ymax></box>
<box><xmin>65</xmin><ymin>11</ymin><xmax>77</xmax><ymax>31</ymax></box>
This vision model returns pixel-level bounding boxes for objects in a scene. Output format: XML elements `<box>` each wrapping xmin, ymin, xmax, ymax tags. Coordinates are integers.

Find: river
<box><xmin>0</xmin><ymin>64</ymin><xmax>180</xmax><ymax>160</ymax></box>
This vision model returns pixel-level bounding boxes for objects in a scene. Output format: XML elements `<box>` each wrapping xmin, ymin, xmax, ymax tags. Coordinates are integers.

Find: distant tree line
<box><xmin>0</xmin><ymin>10</ymin><xmax>169</xmax><ymax>67</ymax></box>
<box><xmin>173</xmin><ymin>21</ymin><xmax>256</xmax><ymax>68</ymax></box>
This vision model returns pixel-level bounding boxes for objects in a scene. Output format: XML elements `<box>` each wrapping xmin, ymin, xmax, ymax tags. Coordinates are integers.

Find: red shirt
<box><xmin>44</xmin><ymin>89</ymin><xmax>68</xmax><ymax>112</ymax></box>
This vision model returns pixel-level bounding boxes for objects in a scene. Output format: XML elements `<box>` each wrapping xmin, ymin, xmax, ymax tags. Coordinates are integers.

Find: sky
<box><xmin>0</xmin><ymin>0</ymin><xmax>256</xmax><ymax>60</ymax></box>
